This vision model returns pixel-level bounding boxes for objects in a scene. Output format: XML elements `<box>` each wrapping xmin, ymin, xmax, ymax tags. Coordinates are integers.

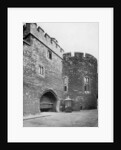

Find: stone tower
<box><xmin>62</xmin><ymin>52</ymin><xmax>98</xmax><ymax>110</ymax></box>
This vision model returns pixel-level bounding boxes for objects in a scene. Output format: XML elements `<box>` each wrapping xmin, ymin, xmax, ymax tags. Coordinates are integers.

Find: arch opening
<box><xmin>40</xmin><ymin>91</ymin><xmax>57</xmax><ymax>112</ymax></box>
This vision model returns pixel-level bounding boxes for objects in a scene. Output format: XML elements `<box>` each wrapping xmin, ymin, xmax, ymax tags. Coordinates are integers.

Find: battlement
<box><xmin>63</xmin><ymin>52</ymin><xmax>72</xmax><ymax>59</ymax></box>
<box><xmin>23</xmin><ymin>23</ymin><xmax>64</xmax><ymax>58</ymax></box>
<box><xmin>63</xmin><ymin>52</ymin><xmax>97</xmax><ymax>65</ymax></box>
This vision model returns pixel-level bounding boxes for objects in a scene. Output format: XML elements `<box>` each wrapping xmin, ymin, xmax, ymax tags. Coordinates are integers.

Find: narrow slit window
<box><xmin>47</xmin><ymin>50</ymin><xmax>52</xmax><ymax>60</ymax></box>
<box><xmin>63</xmin><ymin>76</ymin><xmax>68</xmax><ymax>92</ymax></box>
<box><xmin>84</xmin><ymin>77</ymin><xmax>90</xmax><ymax>93</ymax></box>
<box><xmin>64</xmin><ymin>86</ymin><xmax>67</xmax><ymax>92</ymax></box>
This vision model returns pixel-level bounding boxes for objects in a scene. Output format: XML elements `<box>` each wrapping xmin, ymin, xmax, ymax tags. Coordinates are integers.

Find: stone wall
<box><xmin>23</xmin><ymin>24</ymin><xmax>64</xmax><ymax>116</ymax></box>
<box><xmin>23</xmin><ymin>23</ymin><xmax>98</xmax><ymax>115</ymax></box>
<box><xmin>62</xmin><ymin>52</ymin><xmax>98</xmax><ymax>110</ymax></box>
<box><xmin>23</xmin><ymin>23</ymin><xmax>64</xmax><ymax>58</ymax></box>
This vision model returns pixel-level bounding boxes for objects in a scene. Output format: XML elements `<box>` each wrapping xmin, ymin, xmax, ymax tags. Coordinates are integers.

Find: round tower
<box><xmin>62</xmin><ymin>52</ymin><xmax>98</xmax><ymax>110</ymax></box>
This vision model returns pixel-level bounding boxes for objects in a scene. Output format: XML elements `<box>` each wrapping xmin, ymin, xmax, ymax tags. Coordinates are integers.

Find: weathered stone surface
<box><xmin>62</xmin><ymin>52</ymin><xmax>98</xmax><ymax>110</ymax></box>
<box><xmin>23</xmin><ymin>23</ymin><xmax>64</xmax><ymax>115</ymax></box>
<box><xmin>23</xmin><ymin>23</ymin><xmax>98</xmax><ymax>115</ymax></box>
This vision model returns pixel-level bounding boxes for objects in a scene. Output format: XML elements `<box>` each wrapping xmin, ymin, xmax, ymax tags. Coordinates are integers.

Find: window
<box><xmin>84</xmin><ymin>84</ymin><xmax>90</xmax><ymax>92</ymax></box>
<box><xmin>63</xmin><ymin>76</ymin><xmax>68</xmax><ymax>92</ymax></box>
<box><xmin>84</xmin><ymin>77</ymin><xmax>90</xmax><ymax>93</ymax></box>
<box><xmin>38</xmin><ymin>64</ymin><xmax>45</xmax><ymax>77</ymax></box>
<box><xmin>64</xmin><ymin>76</ymin><xmax>68</xmax><ymax>85</ymax></box>
<box><xmin>64</xmin><ymin>85</ymin><xmax>67</xmax><ymax>92</ymax></box>
<box><xmin>47</xmin><ymin>50</ymin><xmax>52</xmax><ymax>60</ymax></box>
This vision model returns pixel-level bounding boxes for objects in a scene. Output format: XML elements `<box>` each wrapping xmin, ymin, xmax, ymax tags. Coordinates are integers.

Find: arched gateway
<box><xmin>40</xmin><ymin>90</ymin><xmax>58</xmax><ymax>112</ymax></box>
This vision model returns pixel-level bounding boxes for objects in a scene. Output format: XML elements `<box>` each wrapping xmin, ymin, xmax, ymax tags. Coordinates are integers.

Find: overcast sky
<box><xmin>37</xmin><ymin>23</ymin><xmax>98</xmax><ymax>59</ymax></box>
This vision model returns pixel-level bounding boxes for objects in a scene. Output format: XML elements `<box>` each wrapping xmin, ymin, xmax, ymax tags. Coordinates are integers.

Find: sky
<box><xmin>37</xmin><ymin>23</ymin><xmax>98</xmax><ymax>59</ymax></box>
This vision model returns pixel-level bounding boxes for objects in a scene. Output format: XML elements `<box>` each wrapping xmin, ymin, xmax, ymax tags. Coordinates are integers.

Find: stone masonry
<box><xmin>23</xmin><ymin>23</ymin><xmax>98</xmax><ymax>116</ymax></box>
<box><xmin>23</xmin><ymin>23</ymin><xmax>64</xmax><ymax>115</ymax></box>
<box><xmin>62</xmin><ymin>52</ymin><xmax>98</xmax><ymax>111</ymax></box>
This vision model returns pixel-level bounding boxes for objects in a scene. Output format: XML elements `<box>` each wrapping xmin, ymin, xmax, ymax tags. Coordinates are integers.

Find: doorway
<box><xmin>40</xmin><ymin>90</ymin><xmax>57</xmax><ymax>112</ymax></box>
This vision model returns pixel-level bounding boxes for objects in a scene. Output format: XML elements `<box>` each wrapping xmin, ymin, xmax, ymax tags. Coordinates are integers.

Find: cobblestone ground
<box><xmin>23</xmin><ymin>109</ymin><xmax>98</xmax><ymax>127</ymax></box>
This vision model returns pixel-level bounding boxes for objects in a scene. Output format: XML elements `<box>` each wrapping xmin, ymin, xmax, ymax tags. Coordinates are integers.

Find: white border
<box><xmin>8</xmin><ymin>8</ymin><xmax>113</xmax><ymax>142</ymax></box>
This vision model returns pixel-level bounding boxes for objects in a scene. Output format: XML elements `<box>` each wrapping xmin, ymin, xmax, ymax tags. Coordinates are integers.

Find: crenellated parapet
<box><xmin>63</xmin><ymin>52</ymin><xmax>98</xmax><ymax>74</ymax></box>
<box><xmin>63</xmin><ymin>52</ymin><xmax>97</xmax><ymax>67</ymax></box>
<box><xmin>23</xmin><ymin>23</ymin><xmax>64</xmax><ymax>58</ymax></box>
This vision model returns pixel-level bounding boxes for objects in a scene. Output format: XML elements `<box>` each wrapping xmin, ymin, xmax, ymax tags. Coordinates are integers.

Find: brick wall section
<box><xmin>23</xmin><ymin>24</ymin><xmax>64</xmax><ymax>116</ymax></box>
<box><xmin>62</xmin><ymin>52</ymin><xmax>98</xmax><ymax>110</ymax></box>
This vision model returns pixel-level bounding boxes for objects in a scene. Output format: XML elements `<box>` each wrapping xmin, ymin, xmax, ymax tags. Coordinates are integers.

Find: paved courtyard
<box><xmin>23</xmin><ymin>109</ymin><xmax>98</xmax><ymax>127</ymax></box>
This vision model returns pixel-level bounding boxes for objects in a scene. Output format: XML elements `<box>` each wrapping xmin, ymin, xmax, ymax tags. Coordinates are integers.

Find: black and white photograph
<box><xmin>23</xmin><ymin>22</ymin><xmax>98</xmax><ymax>127</ymax></box>
<box><xmin>8</xmin><ymin>8</ymin><xmax>113</xmax><ymax>142</ymax></box>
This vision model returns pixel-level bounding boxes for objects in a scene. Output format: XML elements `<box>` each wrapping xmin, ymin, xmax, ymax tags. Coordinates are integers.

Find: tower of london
<box><xmin>23</xmin><ymin>23</ymin><xmax>98</xmax><ymax>116</ymax></box>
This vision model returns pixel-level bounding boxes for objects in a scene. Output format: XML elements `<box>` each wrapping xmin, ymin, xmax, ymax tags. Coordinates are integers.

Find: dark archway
<box><xmin>40</xmin><ymin>90</ymin><xmax>57</xmax><ymax>112</ymax></box>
